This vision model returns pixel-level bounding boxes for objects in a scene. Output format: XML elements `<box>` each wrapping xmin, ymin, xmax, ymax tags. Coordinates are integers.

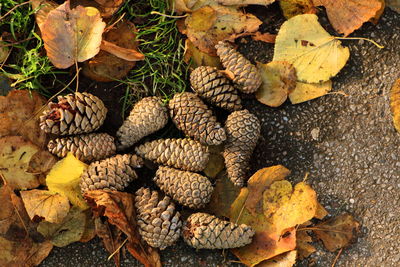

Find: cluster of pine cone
<box><xmin>39</xmin><ymin>41</ymin><xmax>261</xmax><ymax>251</ymax></box>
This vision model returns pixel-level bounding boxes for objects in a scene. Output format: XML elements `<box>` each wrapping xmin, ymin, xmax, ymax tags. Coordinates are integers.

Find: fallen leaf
<box><xmin>85</xmin><ymin>190</ymin><xmax>162</xmax><ymax>267</ymax></box>
<box><xmin>0</xmin><ymin>90</ymin><xmax>47</xmax><ymax>147</ymax></box>
<box><xmin>257</xmin><ymin>250</ymin><xmax>297</xmax><ymax>267</ymax></box>
<box><xmin>313</xmin><ymin>0</ymin><xmax>383</xmax><ymax>36</ymax></box>
<box><xmin>288</xmin><ymin>80</ymin><xmax>332</xmax><ymax>104</ymax></box>
<box><xmin>100</xmin><ymin>40</ymin><xmax>144</xmax><ymax>62</ymax></box>
<box><xmin>172</xmin><ymin>0</ymin><xmax>192</xmax><ymax>13</ymax></box>
<box><xmin>390</xmin><ymin>79</ymin><xmax>400</xmax><ymax>132</ymax></box>
<box><xmin>42</xmin><ymin>2</ymin><xmax>106</xmax><ymax>68</ymax></box>
<box><xmin>273</xmin><ymin>14</ymin><xmax>350</xmax><ymax>83</ymax></box>
<box><xmin>0</xmin><ymin>41</ymin><xmax>9</xmax><ymax>64</ymax></box>
<box><xmin>70</xmin><ymin>0</ymin><xmax>125</xmax><ymax>17</ymax></box>
<box><xmin>79</xmin><ymin>209</ymin><xmax>96</xmax><ymax>242</ymax></box>
<box><xmin>27</xmin><ymin>150</ymin><xmax>58</xmax><ymax>175</ymax></box>
<box><xmin>313</xmin><ymin>213</ymin><xmax>360</xmax><ymax>252</ymax></box>
<box><xmin>183</xmin><ymin>5</ymin><xmax>261</xmax><ymax>55</ymax></box>
<box><xmin>46</xmin><ymin>153</ymin><xmax>88</xmax><ymax>209</ymax></box>
<box><xmin>279</xmin><ymin>0</ymin><xmax>316</xmax><ymax>19</ymax></box>
<box><xmin>251</xmin><ymin>32</ymin><xmax>276</xmax><ymax>43</ymax></box>
<box><xmin>37</xmin><ymin>206</ymin><xmax>87</xmax><ymax>247</ymax></box>
<box><xmin>370</xmin><ymin>0</ymin><xmax>385</xmax><ymax>24</ymax></box>
<box><xmin>30</xmin><ymin>0</ymin><xmax>59</xmax><ymax>31</ymax></box>
<box><xmin>314</xmin><ymin>201</ymin><xmax>328</xmax><ymax>219</ymax></box>
<box><xmin>296</xmin><ymin>230</ymin><xmax>316</xmax><ymax>259</ymax></box>
<box><xmin>94</xmin><ymin>218</ymin><xmax>123</xmax><ymax>266</ymax></box>
<box><xmin>20</xmin><ymin>189</ymin><xmax>70</xmax><ymax>224</ymax></box>
<box><xmin>203</xmin><ymin>145</ymin><xmax>225</xmax><ymax>179</ymax></box>
<box><xmin>217</xmin><ymin>0</ymin><xmax>275</xmax><ymax>5</ymax></box>
<box><xmin>184</xmin><ymin>39</ymin><xmax>222</xmax><ymax>69</ymax></box>
<box><xmin>387</xmin><ymin>0</ymin><xmax>400</xmax><ymax>12</ymax></box>
<box><xmin>83</xmin><ymin>21</ymin><xmax>141</xmax><ymax>82</ymax></box>
<box><xmin>0</xmin><ymin>136</ymin><xmax>41</xmax><ymax>190</ymax></box>
<box><xmin>256</xmin><ymin>61</ymin><xmax>297</xmax><ymax>107</ymax></box>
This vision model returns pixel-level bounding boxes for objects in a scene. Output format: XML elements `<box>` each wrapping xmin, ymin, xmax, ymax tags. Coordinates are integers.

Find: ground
<box><xmin>39</xmin><ymin>7</ymin><xmax>400</xmax><ymax>267</ymax></box>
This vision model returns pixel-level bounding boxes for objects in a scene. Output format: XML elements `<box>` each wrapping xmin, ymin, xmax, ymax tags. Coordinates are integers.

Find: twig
<box><xmin>331</xmin><ymin>248</ymin><xmax>343</xmax><ymax>267</ymax></box>
<box><xmin>0</xmin><ymin>1</ymin><xmax>31</xmax><ymax>21</ymax></box>
<box><xmin>150</xmin><ymin>11</ymin><xmax>188</xmax><ymax>18</ymax></box>
<box><xmin>1</xmin><ymin>37</ymin><xmax>35</xmax><ymax>47</ymax></box>
<box><xmin>105</xmin><ymin>13</ymin><xmax>126</xmax><ymax>32</ymax></box>
<box><xmin>302</xmin><ymin>172</ymin><xmax>310</xmax><ymax>183</ymax></box>
<box><xmin>107</xmin><ymin>238</ymin><xmax>128</xmax><ymax>261</ymax></box>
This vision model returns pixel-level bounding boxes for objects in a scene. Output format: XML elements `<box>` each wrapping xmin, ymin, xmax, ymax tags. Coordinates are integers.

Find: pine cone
<box><xmin>40</xmin><ymin>92</ymin><xmax>107</xmax><ymax>135</ymax></box>
<box><xmin>135</xmin><ymin>138</ymin><xmax>209</xmax><ymax>172</ymax></box>
<box><xmin>168</xmin><ymin>92</ymin><xmax>226</xmax><ymax>146</ymax></box>
<box><xmin>154</xmin><ymin>166</ymin><xmax>213</xmax><ymax>209</ymax></box>
<box><xmin>223</xmin><ymin>110</ymin><xmax>261</xmax><ymax>187</ymax></box>
<box><xmin>116</xmin><ymin>97</ymin><xmax>168</xmax><ymax>150</ymax></box>
<box><xmin>80</xmin><ymin>154</ymin><xmax>143</xmax><ymax>193</ymax></box>
<box><xmin>215</xmin><ymin>41</ymin><xmax>262</xmax><ymax>94</ymax></box>
<box><xmin>183</xmin><ymin>212</ymin><xmax>255</xmax><ymax>249</ymax></box>
<box><xmin>47</xmin><ymin>133</ymin><xmax>116</xmax><ymax>163</ymax></box>
<box><xmin>190</xmin><ymin>66</ymin><xmax>242</xmax><ymax>111</ymax></box>
<box><xmin>135</xmin><ymin>187</ymin><xmax>182</xmax><ymax>250</ymax></box>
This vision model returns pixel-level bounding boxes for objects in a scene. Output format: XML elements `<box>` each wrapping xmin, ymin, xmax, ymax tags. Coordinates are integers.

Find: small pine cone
<box><xmin>47</xmin><ymin>133</ymin><xmax>116</xmax><ymax>163</ymax></box>
<box><xmin>135</xmin><ymin>187</ymin><xmax>182</xmax><ymax>250</ymax></box>
<box><xmin>215</xmin><ymin>41</ymin><xmax>262</xmax><ymax>94</ymax></box>
<box><xmin>223</xmin><ymin>110</ymin><xmax>261</xmax><ymax>187</ymax></box>
<box><xmin>154</xmin><ymin>166</ymin><xmax>213</xmax><ymax>209</ymax></box>
<box><xmin>116</xmin><ymin>97</ymin><xmax>168</xmax><ymax>150</ymax></box>
<box><xmin>183</xmin><ymin>212</ymin><xmax>255</xmax><ymax>249</ymax></box>
<box><xmin>40</xmin><ymin>92</ymin><xmax>107</xmax><ymax>135</ymax></box>
<box><xmin>80</xmin><ymin>154</ymin><xmax>143</xmax><ymax>193</ymax></box>
<box><xmin>135</xmin><ymin>138</ymin><xmax>209</xmax><ymax>172</ymax></box>
<box><xmin>168</xmin><ymin>92</ymin><xmax>226</xmax><ymax>146</ymax></box>
<box><xmin>190</xmin><ymin>66</ymin><xmax>242</xmax><ymax>111</ymax></box>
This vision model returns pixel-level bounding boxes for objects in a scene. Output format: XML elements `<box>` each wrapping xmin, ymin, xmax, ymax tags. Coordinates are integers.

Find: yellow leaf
<box><xmin>256</xmin><ymin>61</ymin><xmax>297</xmax><ymax>107</ymax></box>
<box><xmin>279</xmin><ymin>0</ymin><xmax>316</xmax><ymax>19</ymax></box>
<box><xmin>257</xmin><ymin>250</ymin><xmax>297</xmax><ymax>267</ymax></box>
<box><xmin>390</xmin><ymin>79</ymin><xmax>400</xmax><ymax>132</ymax></box>
<box><xmin>273</xmin><ymin>14</ymin><xmax>350</xmax><ymax>83</ymax></box>
<box><xmin>183</xmin><ymin>39</ymin><xmax>222</xmax><ymax>69</ymax></box>
<box><xmin>288</xmin><ymin>80</ymin><xmax>332</xmax><ymax>104</ymax></box>
<box><xmin>46</xmin><ymin>153</ymin><xmax>88</xmax><ymax>209</ymax></box>
<box><xmin>20</xmin><ymin>189</ymin><xmax>70</xmax><ymax>224</ymax></box>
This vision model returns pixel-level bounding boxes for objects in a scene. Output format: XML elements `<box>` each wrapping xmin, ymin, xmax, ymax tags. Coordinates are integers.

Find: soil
<box><xmin>40</xmin><ymin>5</ymin><xmax>399</xmax><ymax>267</ymax></box>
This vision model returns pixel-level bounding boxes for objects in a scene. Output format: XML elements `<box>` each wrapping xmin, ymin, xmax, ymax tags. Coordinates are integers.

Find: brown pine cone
<box><xmin>80</xmin><ymin>154</ymin><xmax>143</xmax><ymax>193</ymax></box>
<box><xmin>135</xmin><ymin>187</ymin><xmax>182</xmax><ymax>250</ymax></box>
<box><xmin>154</xmin><ymin>166</ymin><xmax>213</xmax><ymax>209</ymax></box>
<box><xmin>135</xmin><ymin>138</ymin><xmax>209</xmax><ymax>172</ymax></box>
<box><xmin>183</xmin><ymin>212</ymin><xmax>255</xmax><ymax>249</ymax></box>
<box><xmin>40</xmin><ymin>92</ymin><xmax>107</xmax><ymax>135</ymax></box>
<box><xmin>116</xmin><ymin>96</ymin><xmax>168</xmax><ymax>150</ymax></box>
<box><xmin>190</xmin><ymin>66</ymin><xmax>242</xmax><ymax>111</ymax></box>
<box><xmin>168</xmin><ymin>92</ymin><xmax>226</xmax><ymax>146</ymax></box>
<box><xmin>223</xmin><ymin>110</ymin><xmax>261</xmax><ymax>187</ymax></box>
<box><xmin>47</xmin><ymin>133</ymin><xmax>116</xmax><ymax>163</ymax></box>
<box><xmin>215</xmin><ymin>41</ymin><xmax>262</xmax><ymax>94</ymax></box>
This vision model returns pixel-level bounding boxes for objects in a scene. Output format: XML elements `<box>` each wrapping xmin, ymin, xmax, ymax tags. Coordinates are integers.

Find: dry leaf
<box><xmin>387</xmin><ymin>0</ymin><xmax>400</xmax><ymax>12</ymax></box>
<box><xmin>42</xmin><ymin>2</ymin><xmax>106</xmax><ymax>68</ymax></box>
<box><xmin>203</xmin><ymin>145</ymin><xmax>225</xmax><ymax>178</ymax></box>
<box><xmin>296</xmin><ymin>230</ymin><xmax>316</xmax><ymax>259</ymax></box>
<box><xmin>79</xmin><ymin>209</ymin><xmax>96</xmax><ymax>242</ymax></box>
<box><xmin>46</xmin><ymin>153</ymin><xmax>88</xmax><ymax>209</ymax></box>
<box><xmin>279</xmin><ymin>0</ymin><xmax>316</xmax><ymax>19</ymax></box>
<box><xmin>83</xmin><ymin>21</ymin><xmax>141</xmax><ymax>82</ymax></box>
<box><xmin>21</xmin><ymin>189</ymin><xmax>70</xmax><ymax>224</ymax></box>
<box><xmin>0</xmin><ymin>90</ymin><xmax>47</xmax><ymax>147</ymax></box>
<box><xmin>27</xmin><ymin>150</ymin><xmax>58</xmax><ymax>175</ymax></box>
<box><xmin>183</xmin><ymin>39</ymin><xmax>222</xmax><ymax>69</ymax></box>
<box><xmin>217</xmin><ymin>0</ymin><xmax>275</xmax><ymax>5</ymax></box>
<box><xmin>70</xmin><ymin>0</ymin><xmax>125</xmax><ymax>17</ymax></box>
<box><xmin>256</xmin><ymin>61</ymin><xmax>297</xmax><ymax>107</ymax></box>
<box><xmin>0</xmin><ymin>41</ymin><xmax>9</xmax><ymax>64</ymax></box>
<box><xmin>390</xmin><ymin>79</ymin><xmax>400</xmax><ymax>132</ymax></box>
<box><xmin>314</xmin><ymin>201</ymin><xmax>328</xmax><ymax>219</ymax></box>
<box><xmin>183</xmin><ymin>5</ymin><xmax>261</xmax><ymax>55</ymax></box>
<box><xmin>313</xmin><ymin>213</ymin><xmax>360</xmax><ymax>252</ymax></box>
<box><xmin>85</xmin><ymin>190</ymin><xmax>162</xmax><ymax>267</ymax></box>
<box><xmin>288</xmin><ymin>80</ymin><xmax>332</xmax><ymax>104</ymax></box>
<box><xmin>370</xmin><ymin>0</ymin><xmax>385</xmax><ymax>24</ymax></box>
<box><xmin>313</xmin><ymin>0</ymin><xmax>383</xmax><ymax>36</ymax></box>
<box><xmin>258</xmin><ymin>250</ymin><xmax>297</xmax><ymax>267</ymax></box>
<box><xmin>273</xmin><ymin>14</ymin><xmax>350</xmax><ymax>83</ymax></box>
<box><xmin>30</xmin><ymin>0</ymin><xmax>59</xmax><ymax>31</ymax></box>
<box><xmin>94</xmin><ymin>218</ymin><xmax>123</xmax><ymax>266</ymax></box>
<box><xmin>252</xmin><ymin>32</ymin><xmax>276</xmax><ymax>43</ymax></box>
<box><xmin>100</xmin><ymin>40</ymin><xmax>144</xmax><ymax>62</ymax></box>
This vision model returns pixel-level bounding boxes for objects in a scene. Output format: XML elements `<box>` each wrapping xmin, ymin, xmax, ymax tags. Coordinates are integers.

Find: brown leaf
<box><xmin>314</xmin><ymin>201</ymin><xmax>328</xmax><ymax>220</ymax></box>
<box><xmin>30</xmin><ymin>0</ymin><xmax>59</xmax><ymax>31</ymax></box>
<box><xmin>296</xmin><ymin>230</ymin><xmax>316</xmax><ymax>260</ymax></box>
<box><xmin>312</xmin><ymin>0</ymin><xmax>383</xmax><ymax>36</ymax></box>
<box><xmin>257</xmin><ymin>250</ymin><xmax>297</xmax><ymax>267</ymax></box>
<box><xmin>203</xmin><ymin>145</ymin><xmax>225</xmax><ymax>179</ymax></box>
<box><xmin>20</xmin><ymin>189</ymin><xmax>70</xmax><ymax>224</ymax></box>
<box><xmin>279</xmin><ymin>0</ymin><xmax>317</xmax><ymax>19</ymax></box>
<box><xmin>217</xmin><ymin>0</ymin><xmax>275</xmax><ymax>5</ymax></box>
<box><xmin>390</xmin><ymin>79</ymin><xmax>400</xmax><ymax>132</ymax></box>
<box><xmin>71</xmin><ymin>0</ymin><xmax>125</xmax><ymax>17</ymax></box>
<box><xmin>252</xmin><ymin>32</ymin><xmax>276</xmax><ymax>43</ymax></box>
<box><xmin>42</xmin><ymin>2</ymin><xmax>106</xmax><ymax>68</ymax></box>
<box><xmin>100</xmin><ymin>40</ymin><xmax>144</xmax><ymax>62</ymax></box>
<box><xmin>79</xmin><ymin>209</ymin><xmax>96</xmax><ymax>242</ymax></box>
<box><xmin>183</xmin><ymin>39</ymin><xmax>222</xmax><ymax>69</ymax></box>
<box><xmin>85</xmin><ymin>190</ymin><xmax>161</xmax><ymax>267</ymax></box>
<box><xmin>313</xmin><ymin>213</ymin><xmax>360</xmax><ymax>252</ymax></box>
<box><xmin>94</xmin><ymin>218</ymin><xmax>123</xmax><ymax>266</ymax></box>
<box><xmin>369</xmin><ymin>0</ymin><xmax>385</xmax><ymax>24</ymax></box>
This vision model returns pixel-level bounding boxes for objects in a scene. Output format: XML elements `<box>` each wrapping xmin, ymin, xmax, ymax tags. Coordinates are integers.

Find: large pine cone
<box><xmin>168</xmin><ymin>92</ymin><xmax>226</xmax><ymax>146</ymax></box>
<box><xmin>116</xmin><ymin>97</ymin><xmax>168</xmax><ymax>150</ymax></box>
<box><xmin>215</xmin><ymin>41</ymin><xmax>262</xmax><ymax>94</ymax></box>
<box><xmin>183</xmin><ymin>212</ymin><xmax>255</xmax><ymax>249</ymax></box>
<box><xmin>40</xmin><ymin>92</ymin><xmax>107</xmax><ymax>135</ymax></box>
<box><xmin>135</xmin><ymin>187</ymin><xmax>182</xmax><ymax>250</ymax></box>
<box><xmin>47</xmin><ymin>133</ymin><xmax>116</xmax><ymax>163</ymax></box>
<box><xmin>135</xmin><ymin>138</ymin><xmax>209</xmax><ymax>172</ymax></box>
<box><xmin>154</xmin><ymin>166</ymin><xmax>213</xmax><ymax>209</ymax></box>
<box><xmin>80</xmin><ymin>154</ymin><xmax>143</xmax><ymax>193</ymax></box>
<box><xmin>223</xmin><ymin>110</ymin><xmax>261</xmax><ymax>187</ymax></box>
<box><xmin>190</xmin><ymin>66</ymin><xmax>242</xmax><ymax>111</ymax></box>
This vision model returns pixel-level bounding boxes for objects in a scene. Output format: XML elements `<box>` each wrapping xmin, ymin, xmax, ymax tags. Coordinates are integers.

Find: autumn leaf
<box><xmin>279</xmin><ymin>0</ymin><xmax>316</xmax><ymax>19</ymax></box>
<box><xmin>183</xmin><ymin>39</ymin><xmax>222</xmax><ymax>69</ymax></box>
<box><xmin>0</xmin><ymin>40</ymin><xmax>9</xmax><ymax>64</ymax></box>
<box><xmin>313</xmin><ymin>0</ymin><xmax>383</xmax><ymax>36</ymax></box>
<box><xmin>30</xmin><ymin>0</ymin><xmax>59</xmax><ymax>31</ymax></box>
<box><xmin>390</xmin><ymin>79</ymin><xmax>400</xmax><ymax>132</ymax></box>
<box><xmin>217</xmin><ymin>0</ymin><xmax>275</xmax><ymax>5</ymax></box>
<box><xmin>256</xmin><ymin>61</ymin><xmax>297</xmax><ymax>107</ymax></box>
<box><xmin>70</xmin><ymin>0</ymin><xmax>125</xmax><ymax>17</ymax></box>
<box><xmin>296</xmin><ymin>229</ymin><xmax>316</xmax><ymax>260</ymax></box>
<box><xmin>85</xmin><ymin>190</ymin><xmax>161</xmax><ymax>267</ymax></box>
<box><xmin>94</xmin><ymin>218</ymin><xmax>123</xmax><ymax>266</ymax></box>
<box><xmin>387</xmin><ymin>0</ymin><xmax>400</xmax><ymax>12</ymax></box>
<box><xmin>314</xmin><ymin>201</ymin><xmax>328</xmax><ymax>219</ymax></box>
<box><xmin>251</xmin><ymin>32</ymin><xmax>276</xmax><ymax>43</ymax></box>
<box><xmin>41</xmin><ymin>2</ymin><xmax>106</xmax><ymax>68</ymax></box>
<box><xmin>20</xmin><ymin>189</ymin><xmax>70</xmax><ymax>224</ymax></box>
<box><xmin>313</xmin><ymin>213</ymin><xmax>360</xmax><ymax>252</ymax></box>
<box><xmin>288</xmin><ymin>80</ymin><xmax>332</xmax><ymax>104</ymax></box>
<box><xmin>273</xmin><ymin>14</ymin><xmax>350</xmax><ymax>83</ymax></box>
<box><xmin>203</xmin><ymin>145</ymin><xmax>225</xmax><ymax>179</ymax></box>
<box><xmin>257</xmin><ymin>250</ymin><xmax>297</xmax><ymax>267</ymax></box>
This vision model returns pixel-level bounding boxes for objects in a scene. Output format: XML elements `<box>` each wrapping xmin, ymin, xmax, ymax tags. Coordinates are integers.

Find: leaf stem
<box><xmin>334</xmin><ymin>37</ymin><xmax>384</xmax><ymax>49</ymax></box>
<box><xmin>150</xmin><ymin>11</ymin><xmax>188</xmax><ymax>18</ymax></box>
<box><xmin>107</xmin><ymin>238</ymin><xmax>128</xmax><ymax>261</ymax></box>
